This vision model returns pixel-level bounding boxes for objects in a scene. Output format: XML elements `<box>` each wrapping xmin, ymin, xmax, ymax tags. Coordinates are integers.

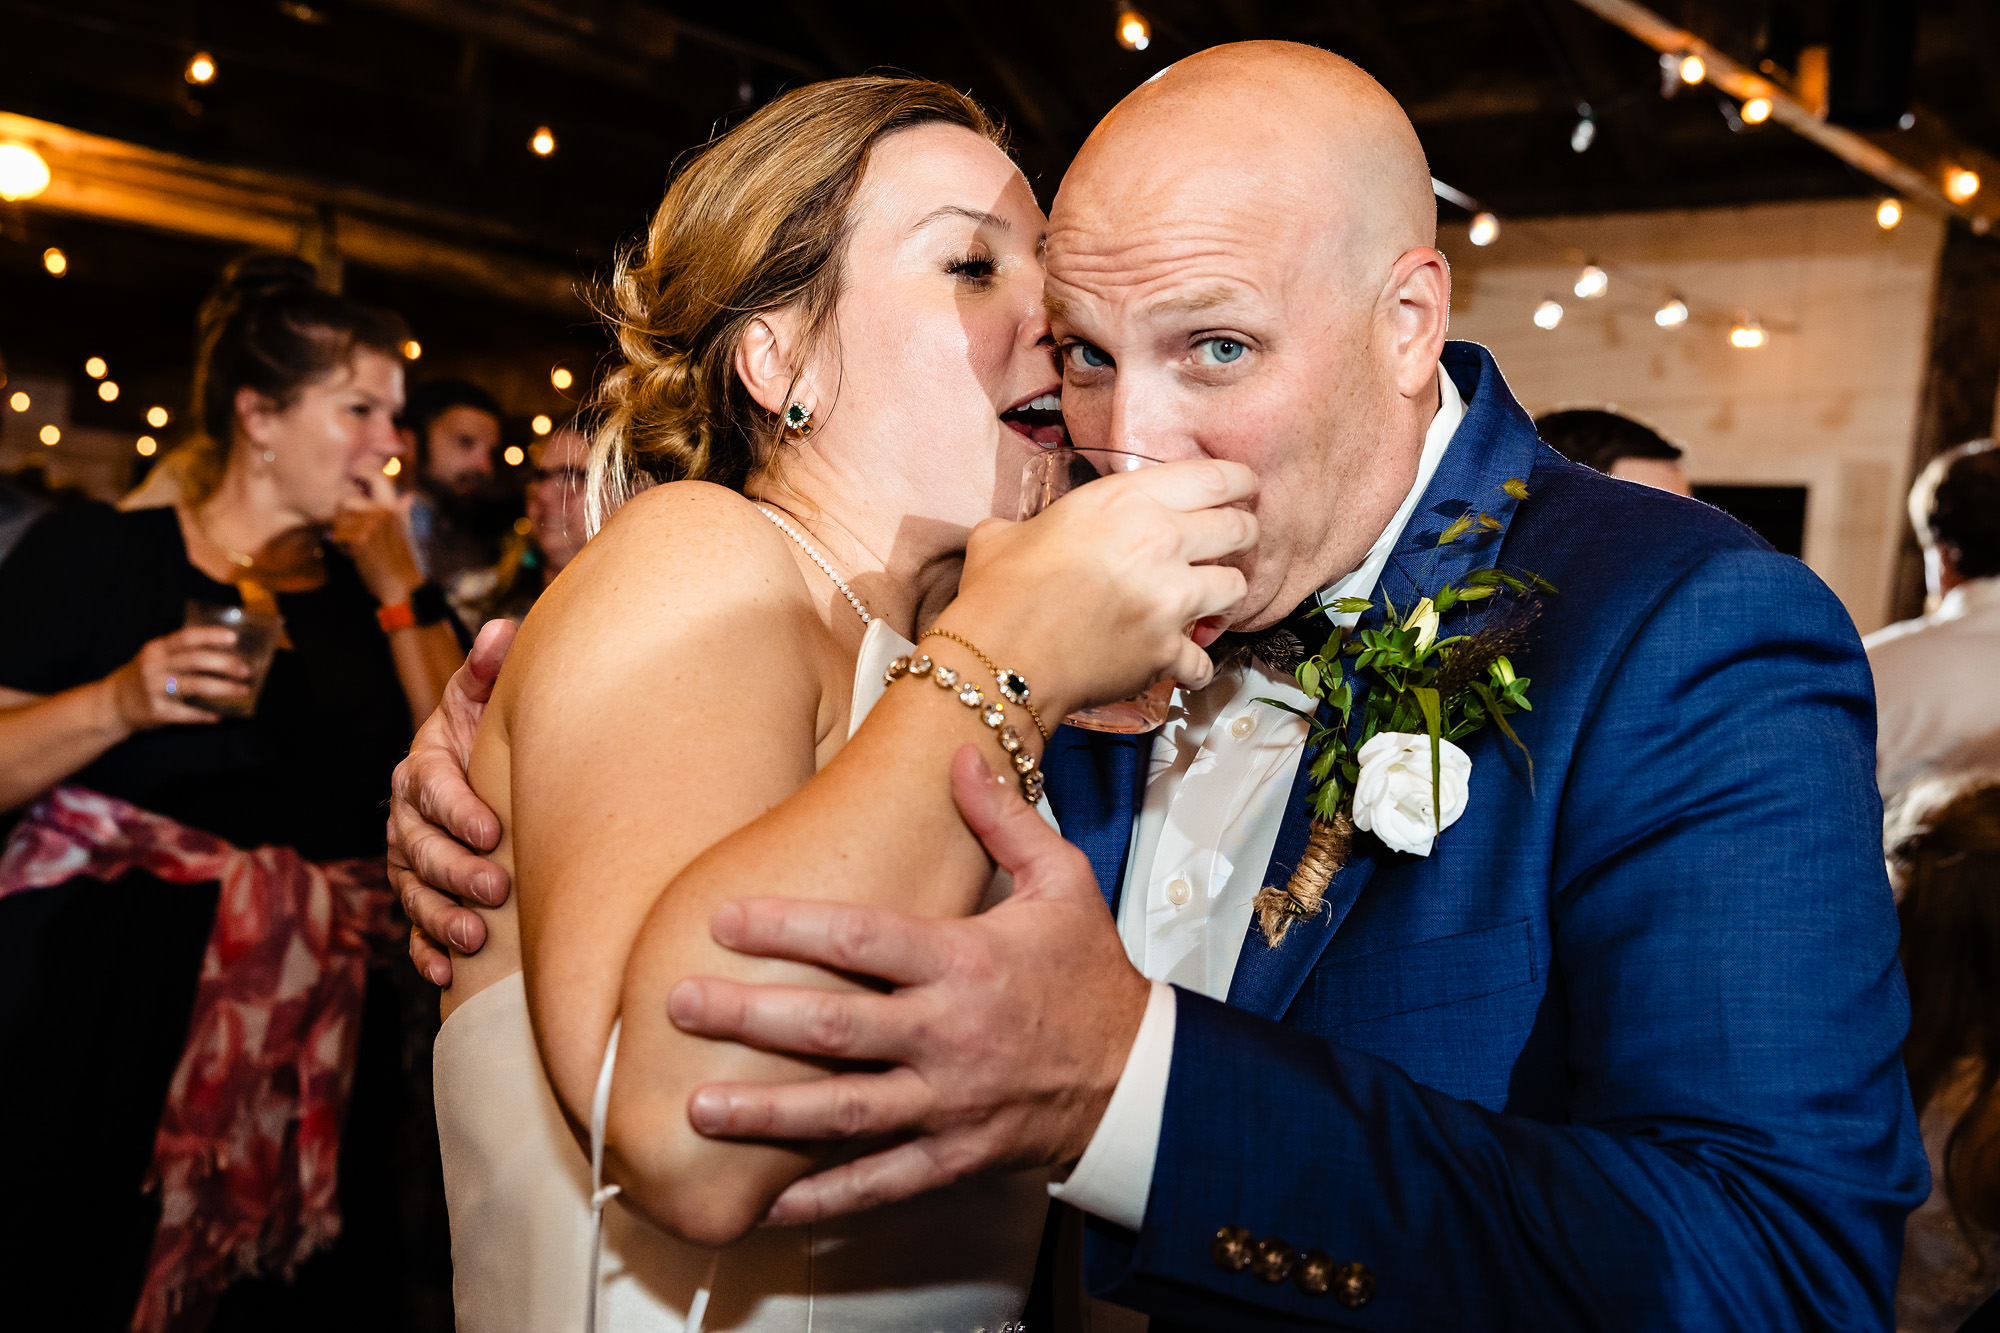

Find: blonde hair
<box><xmin>585</xmin><ymin>76</ymin><xmax>1003</xmax><ymax>533</ymax></box>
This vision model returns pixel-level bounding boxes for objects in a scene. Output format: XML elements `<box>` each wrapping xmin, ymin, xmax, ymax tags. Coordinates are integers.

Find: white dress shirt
<box><xmin>1049</xmin><ymin>367</ymin><xmax>1465</xmax><ymax>1240</ymax></box>
<box><xmin>1864</xmin><ymin>577</ymin><xmax>2000</xmax><ymax>802</ymax></box>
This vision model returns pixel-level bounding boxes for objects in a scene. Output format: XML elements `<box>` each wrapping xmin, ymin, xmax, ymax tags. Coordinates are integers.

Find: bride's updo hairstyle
<box><xmin>587</xmin><ymin>76</ymin><xmax>1003</xmax><ymax>532</ymax></box>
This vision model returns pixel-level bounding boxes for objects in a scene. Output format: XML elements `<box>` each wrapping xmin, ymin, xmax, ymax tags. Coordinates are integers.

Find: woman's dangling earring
<box><xmin>261</xmin><ymin>451</ymin><xmax>276</xmax><ymax>463</ymax></box>
<box><xmin>782</xmin><ymin>402</ymin><xmax>813</xmax><ymax>438</ymax></box>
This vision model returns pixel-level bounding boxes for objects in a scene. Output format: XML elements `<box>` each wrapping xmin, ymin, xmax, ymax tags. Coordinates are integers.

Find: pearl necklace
<box><xmin>754</xmin><ymin>505</ymin><xmax>873</xmax><ymax>625</ymax></box>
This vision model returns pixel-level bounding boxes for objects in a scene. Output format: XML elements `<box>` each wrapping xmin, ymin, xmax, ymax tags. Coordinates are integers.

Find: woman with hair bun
<box><xmin>0</xmin><ymin>254</ymin><xmax>463</xmax><ymax>1330</ymax></box>
<box><xmin>421</xmin><ymin>75</ymin><xmax>1254</xmax><ymax>1331</ymax></box>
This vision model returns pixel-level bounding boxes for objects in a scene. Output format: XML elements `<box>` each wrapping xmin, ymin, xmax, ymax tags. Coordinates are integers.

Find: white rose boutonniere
<box><xmin>1249</xmin><ymin>478</ymin><xmax>1556</xmax><ymax>945</ymax></box>
<box><xmin>1351</xmin><ymin>732</ymin><xmax>1473</xmax><ymax>857</ymax></box>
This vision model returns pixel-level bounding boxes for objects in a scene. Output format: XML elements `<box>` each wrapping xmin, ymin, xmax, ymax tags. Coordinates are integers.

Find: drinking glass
<box><xmin>1017</xmin><ymin>447</ymin><xmax>1178</xmax><ymax>734</ymax></box>
<box><xmin>184</xmin><ymin>600</ymin><xmax>284</xmax><ymax>718</ymax></box>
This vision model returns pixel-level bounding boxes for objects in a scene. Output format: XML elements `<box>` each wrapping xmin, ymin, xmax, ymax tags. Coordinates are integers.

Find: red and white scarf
<box><xmin>0</xmin><ymin>785</ymin><xmax>397</xmax><ymax>1333</ymax></box>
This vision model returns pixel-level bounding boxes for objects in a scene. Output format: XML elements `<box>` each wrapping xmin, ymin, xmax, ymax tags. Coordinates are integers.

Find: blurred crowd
<box><xmin>0</xmin><ymin>254</ymin><xmax>1996</xmax><ymax>1333</ymax></box>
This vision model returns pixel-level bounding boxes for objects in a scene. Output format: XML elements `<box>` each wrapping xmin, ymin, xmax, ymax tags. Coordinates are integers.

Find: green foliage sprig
<box><xmin>1259</xmin><ymin>479</ymin><xmax>1555</xmax><ymax>838</ymax></box>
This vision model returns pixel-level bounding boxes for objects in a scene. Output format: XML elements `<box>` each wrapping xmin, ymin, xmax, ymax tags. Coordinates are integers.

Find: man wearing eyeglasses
<box><xmin>449</xmin><ymin>424</ymin><xmax>591</xmax><ymax>626</ymax></box>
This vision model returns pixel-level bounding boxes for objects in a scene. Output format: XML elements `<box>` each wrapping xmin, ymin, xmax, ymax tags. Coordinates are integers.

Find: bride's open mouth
<box><xmin>1000</xmin><ymin>389</ymin><xmax>1068</xmax><ymax>447</ymax></box>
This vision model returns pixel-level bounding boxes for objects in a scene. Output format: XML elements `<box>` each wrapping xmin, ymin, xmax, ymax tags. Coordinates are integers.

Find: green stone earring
<box><xmin>783</xmin><ymin>401</ymin><xmax>813</xmax><ymax>437</ymax></box>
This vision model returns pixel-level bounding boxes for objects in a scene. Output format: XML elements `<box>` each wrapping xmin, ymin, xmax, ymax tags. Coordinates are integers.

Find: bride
<box><xmin>432</xmin><ymin>75</ymin><xmax>1255</xmax><ymax>1331</ymax></box>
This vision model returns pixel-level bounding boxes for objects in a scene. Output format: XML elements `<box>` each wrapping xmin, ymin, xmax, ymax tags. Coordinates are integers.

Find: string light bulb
<box><xmin>1654</xmin><ymin>297</ymin><xmax>1690</xmax><ymax>328</ymax></box>
<box><xmin>1729</xmin><ymin>318</ymin><xmax>1769</xmax><ymax>349</ymax></box>
<box><xmin>1877</xmin><ymin>198</ymin><xmax>1904</xmax><ymax>230</ymax></box>
<box><xmin>1116</xmin><ymin>9</ymin><xmax>1151</xmax><ymax>51</ymax></box>
<box><xmin>530</xmin><ymin>126</ymin><xmax>557</xmax><ymax>157</ymax></box>
<box><xmin>1570</xmin><ymin>104</ymin><xmax>1596</xmax><ymax>154</ymax></box>
<box><xmin>42</xmin><ymin>247</ymin><xmax>67</xmax><ymax>277</ymax></box>
<box><xmin>551</xmin><ymin>366</ymin><xmax>573</xmax><ymax>390</ymax></box>
<box><xmin>136</xmin><ymin>436</ymin><xmax>157</xmax><ymax>457</ymax></box>
<box><xmin>1573</xmin><ymin>264</ymin><xmax>1609</xmax><ymax>300</ymax></box>
<box><xmin>185</xmin><ymin>52</ymin><xmax>216</xmax><ymax>85</ymax></box>
<box><xmin>1946</xmin><ymin>168</ymin><xmax>1981</xmax><ymax>204</ymax></box>
<box><xmin>1740</xmin><ymin>96</ymin><xmax>1772</xmax><ymax>125</ymax></box>
<box><xmin>530</xmin><ymin>414</ymin><xmax>553</xmax><ymax>436</ymax></box>
<box><xmin>39</xmin><ymin>424</ymin><xmax>60</xmax><ymax>445</ymax></box>
<box><xmin>1678</xmin><ymin>52</ymin><xmax>1706</xmax><ymax>85</ymax></box>
<box><xmin>84</xmin><ymin>357</ymin><xmax>107</xmax><ymax>379</ymax></box>
<box><xmin>0</xmin><ymin>141</ymin><xmax>51</xmax><ymax>201</ymax></box>
<box><xmin>98</xmin><ymin>380</ymin><xmax>120</xmax><ymax>402</ymax></box>
<box><xmin>503</xmin><ymin>445</ymin><xmax>526</xmax><ymax>466</ymax></box>
<box><xmin>8</xmin><ymin>391</ymin><xmax>28</xmax><ymax>412</ymax></box>
<box><xmin>402</xmin><ymin>339</ymin><xmax>423</xmax><ymax>361</ymax></box>
<box><xmin>1533</xmin><ymin>299</ymin><xmax>1564</xmax><ymax>331</ymax></box>
<box><xmin>1468</xmin><ymin>212</ymin><xmax>1500</xmax><ymax>246</ymax></box>
<box><xmin>146</xmin><ymin>405</ymin><xmax>170</xmax><ymax>428</ymax></box>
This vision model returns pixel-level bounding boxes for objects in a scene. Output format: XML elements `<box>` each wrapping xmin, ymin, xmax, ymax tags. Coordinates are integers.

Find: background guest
<box><xmin>1536</xmin><ymin>406</ymin><xmax>1694</xmax><ymax>496</ymax></box>
<box><xmin>398</xmin><ymin>378</ymin><xmax>504</xmax><ymax>586</ymax></box>
<box><xmin>0</xmin><ymin>464</ymin><xmax>52</xmax><ymax>564</ymax></box>
<box><xmin>448</xmin><ymin>421</ymin><xmax>589</xmax><ymax>626</ymax></box>
<box><xmin>0</xmin><ymin>254</ymin><xmax>460</xmax><ymax>1332</ymax></box>
<box><xmin>1867</xmin><ymin>440</ymin><xmax>2000</xmax><ymax>802</ymax></box>
<box><xmin>1889</xmin><ymin>777</ymin><xmax>2000</xmax><ymax>1333</ymax></box>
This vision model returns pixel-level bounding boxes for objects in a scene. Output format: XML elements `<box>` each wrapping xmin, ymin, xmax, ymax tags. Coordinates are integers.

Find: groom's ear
<box><xmin>734</xmin><ymin>314</ymin><xmax>810</xmax><ymax>418</ymax></box>
<box><xmin>1383</xmin><ymin>246</ymin><xmax>1451</xmax><ymax>400</ymax></box>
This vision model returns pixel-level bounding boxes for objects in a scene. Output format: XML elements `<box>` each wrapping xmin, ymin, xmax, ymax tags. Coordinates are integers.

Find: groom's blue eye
<box><xmin>1196</xmin><ymin>338</ymin><xmax>1245</xmax><ymax>365</ymax></box>
<box><xmin>1067</xmin><ymin>344</ymin><xmax>1111</xmax><ymax>370</ymax></box>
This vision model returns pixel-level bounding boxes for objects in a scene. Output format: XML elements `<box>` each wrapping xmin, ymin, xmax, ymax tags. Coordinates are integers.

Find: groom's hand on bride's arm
<box><xmin>669</xmin><ymin>745</ymin><xmax>1148</xmax><ymax>1223</ymax></box>
<box><xmin>388</xmin><ymin>617</ymin><xmax>516</xmax><ymax>987</ymax></box>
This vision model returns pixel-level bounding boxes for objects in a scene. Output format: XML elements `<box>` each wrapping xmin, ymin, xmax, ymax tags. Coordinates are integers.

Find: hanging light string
<box><xmin>1434</xmin><ymin>190</ymin><xmax>1807</xmax><ymax>345</ymax></box>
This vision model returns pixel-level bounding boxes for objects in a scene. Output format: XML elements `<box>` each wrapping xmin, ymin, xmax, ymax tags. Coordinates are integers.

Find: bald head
<box><xmin>1044</xmin><ymin>41</ymin><xmax>1452</xmax><ymax>632</ymax></box>
<box><xmin>1056</xmin><ymin>42</ymin><xmax>1435</xmax><ymax>288</ymax></box>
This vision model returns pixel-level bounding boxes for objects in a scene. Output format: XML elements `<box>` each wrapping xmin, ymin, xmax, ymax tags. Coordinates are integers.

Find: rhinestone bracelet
<box><xmin>918</xmin><ymin>628</ymin><xmax>1047</xmax><ymax>740</ymax></box>
<box><xmin>884</xmin><ymin>652</ymin><xmax>1044</xmax><ymax>804</ymax></box>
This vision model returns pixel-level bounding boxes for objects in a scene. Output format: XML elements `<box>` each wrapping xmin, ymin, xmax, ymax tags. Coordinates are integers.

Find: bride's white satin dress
<box><xmin>434</xmin><ymin>621</ymin><xmax>1048</xmax><ymax>1332</ymax></box>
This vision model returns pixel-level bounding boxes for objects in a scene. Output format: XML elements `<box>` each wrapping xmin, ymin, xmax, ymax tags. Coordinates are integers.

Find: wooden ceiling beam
<box><xmin>1564</xmin><ymin>0</ymin><xmax>1998</xmax><ymax>231</ymax></box>
<box><xmin>344</xmin><ymin>0</ymin><xmax>822</xmax><ymax>86</ymax></box>
<box><xmin>0</xmin><ymin>112</ymin><xmax>585</xmax><ymax>312</ymax></box>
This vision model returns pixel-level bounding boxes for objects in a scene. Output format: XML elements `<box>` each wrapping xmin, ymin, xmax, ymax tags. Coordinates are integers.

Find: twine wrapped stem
<box><xmin>1254</xmin><ymin>811</ymin><xmax>1354</xmax><ymax>946</ymax></box>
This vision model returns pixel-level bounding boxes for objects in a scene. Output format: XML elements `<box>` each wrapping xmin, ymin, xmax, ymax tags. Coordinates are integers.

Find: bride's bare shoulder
<box><xmin>500</xmin><ymin>481</ymin><xmax>818</xmax><ymax>697</ymax></box>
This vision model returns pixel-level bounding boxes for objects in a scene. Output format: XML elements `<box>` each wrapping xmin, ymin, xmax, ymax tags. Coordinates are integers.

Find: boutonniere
<box><xmin>1253</xmin><ymin>479</ymin><xmax>1555</xmax><ymax>945</ymax></box>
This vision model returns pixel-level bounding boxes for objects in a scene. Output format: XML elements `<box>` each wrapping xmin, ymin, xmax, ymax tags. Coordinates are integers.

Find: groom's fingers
<box><xmin>762</xmin><ymin>1139</ymin><xmax>961</xmax><ymax>1227</ymax></box>
<box><xmin>668</xmin><ymin>976</ymin><xmax>912</xmax><ymax>1063</ymax></box>
<box><xmin>686</xmin><ymin>1067</ymin><xmax>932</xmax><ymax>1141</ymax></box>
<box><xmin>708</xmin><ymin>897</ymin><xmax>946</xmax><ymax>987</ymax></box>
<box><xmin>949</xmin><ymin>745</ymin><xmax>1096</xmax><ymax>901</ymax></box>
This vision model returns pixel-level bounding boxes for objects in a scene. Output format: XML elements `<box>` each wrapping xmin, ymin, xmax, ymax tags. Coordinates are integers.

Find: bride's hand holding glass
<box><xmin>938</xmin><ymin>456</ymin><xmax>1258</xmax><ymax>727</ymax></box>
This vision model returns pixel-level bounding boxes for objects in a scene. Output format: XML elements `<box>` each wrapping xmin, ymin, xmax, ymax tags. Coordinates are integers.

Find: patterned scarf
<box><xmin>0</xmin><ymin>785</ymin><xmax>397</xmax><ymax>1333</ymax></box>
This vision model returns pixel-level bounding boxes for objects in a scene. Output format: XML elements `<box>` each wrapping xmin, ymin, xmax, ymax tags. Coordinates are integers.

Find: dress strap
<box><xmin>583</xmin><ymin>1019</ymin><xmax>720</xmax><ymax>1333</ymax></box>
<box><xmin>584</xmin><ymin>1019</ymin><xmax>623</xmax><ymax>1333</ymax></box>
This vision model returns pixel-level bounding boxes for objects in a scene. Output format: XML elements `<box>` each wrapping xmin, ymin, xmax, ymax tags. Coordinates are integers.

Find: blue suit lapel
<box><xmin>1225</xmin><ymin>342</ymin><xmax>1548</xmax><ymax>1022</ymax></box>
<box><xmin>1039</xmin><ymin>725</ymin><xmax>1147</xmax><ymax>914</ymax></box>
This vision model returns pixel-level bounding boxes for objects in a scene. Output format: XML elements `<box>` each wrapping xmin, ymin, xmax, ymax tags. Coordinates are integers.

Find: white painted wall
<box><xmin>1442</xmin><ymin>198</ymin><xmax>1948</xmax><ymax>634</ymax></box>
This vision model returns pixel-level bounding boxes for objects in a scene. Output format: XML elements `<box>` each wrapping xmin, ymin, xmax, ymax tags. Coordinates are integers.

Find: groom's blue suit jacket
<box><xmin>1040</xmin><ymin>342</ymin><xmax>1928</xmax><ymax>1330</ymax></box>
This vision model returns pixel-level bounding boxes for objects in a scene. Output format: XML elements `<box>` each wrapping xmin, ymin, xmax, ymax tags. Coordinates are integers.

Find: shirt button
<box><xmin>1165</xmin><ymin>877</ymin><xmax>1193</xmax><ymax>906</ymax></box>
<box><xmin>1228</xmin><ymin>714</ymin><xmax>1256</xmax><ymax>740</ymax></box>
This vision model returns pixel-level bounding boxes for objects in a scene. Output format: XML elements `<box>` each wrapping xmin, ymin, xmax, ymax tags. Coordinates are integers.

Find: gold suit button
<box><xmin>1210</xmin><ymin>1225</ymin><xmax>1253</xmax><ymax>1273</ymax></box>
<box><xmin>1333</xmin><ymin>1261</ymin><xmax>1376</xmax><ymax>1309</ymax></box>
<box><xmin>1250</xmin><ymin>1236</ymin><xmax>1296</xmax><ymax>1284</ymax></box>
<box><xmin>1293</xmin><ymin>1249</ymin><xmax>1335</xmax><ymax>1297</ymax></box>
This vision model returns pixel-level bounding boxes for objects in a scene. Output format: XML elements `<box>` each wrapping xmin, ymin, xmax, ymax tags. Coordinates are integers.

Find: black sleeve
<box><xmin>0</xmin><ymin>502</ymin><xmax>132</xmax><ymax>695</ymax></box>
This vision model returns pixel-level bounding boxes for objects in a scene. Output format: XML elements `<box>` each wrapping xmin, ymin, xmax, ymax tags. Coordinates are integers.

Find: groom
<box><xmin>393</xmin><ymin>43</ymin><xmax>1925</xmax><ymax>1329</ymax></box>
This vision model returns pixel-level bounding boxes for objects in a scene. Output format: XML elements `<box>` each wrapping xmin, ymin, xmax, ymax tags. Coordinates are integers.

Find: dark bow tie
<box><xmin>1209</xmin><ymin>598</ymin><xmax>1334</xmax><ymax>673</ymax></box>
